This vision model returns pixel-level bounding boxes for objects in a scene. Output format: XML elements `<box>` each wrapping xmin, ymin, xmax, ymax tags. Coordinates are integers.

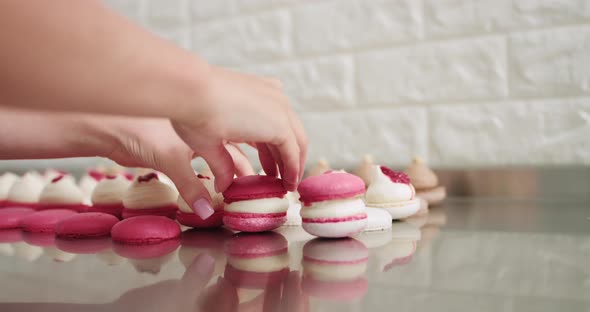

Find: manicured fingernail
<box><xmin>192</xmin><ymin>198</ymin><xmax>214</xmax><ymax>220</ymax></box>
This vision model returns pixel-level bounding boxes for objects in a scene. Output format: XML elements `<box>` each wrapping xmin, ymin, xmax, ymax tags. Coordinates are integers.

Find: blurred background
<box><xmin>2</xmin><ymin>0</ymin><xmax>589</xmax><ymax>171</ymax></box>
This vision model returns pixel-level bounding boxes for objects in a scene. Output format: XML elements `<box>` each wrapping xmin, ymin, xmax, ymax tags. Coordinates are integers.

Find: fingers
<box><xmin>257</xmin><ymin>143</ymin><xmax>277</xmax><ymax>177</ymax></box>
<box><xmin>200</xmin><ymin>144</ymin><xmax>235</xmax><ymax>193</ymax></box>
<box><xmin>272</xmin><ymin>128</ymin><xmax>300</xmax><ymax>191</ymax></box>
<box><xmin>225</xmin><ymin>143</ymin><xmax>254</xmax><ymax>176</ymax></box>
<box><xmin>181</xmin><ymin>253</ymin><xmax>215</xmax><ymax>289</ymax></box>
<box><xmin>161</xmin><ymin>159</ymin><xmax>215</xmax><ymax>220</ymax></box>
<box><xmin>288</xmin><ymin>109</ymin><xmax>308</xmax><ymax>181</ymax></box>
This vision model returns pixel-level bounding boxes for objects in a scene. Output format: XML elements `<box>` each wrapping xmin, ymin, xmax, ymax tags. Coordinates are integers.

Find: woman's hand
<box><xmin>172</xmin><ymin>66</ymin><xmax>308</xmax><ymax>193</ymax></box>
<box><xmin>105</xmin><ymin>117</ymin><xmax>254</xmax><ymax>219</ymax></box>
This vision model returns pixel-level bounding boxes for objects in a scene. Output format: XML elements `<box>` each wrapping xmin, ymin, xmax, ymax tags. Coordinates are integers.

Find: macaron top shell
<box><xmin>404</xmin><ymin>157</ymin><xmax>438</xmax><ymax>189</ymax></box>
<box><xmin>111</xmin><ymin>215</ymin><xmax>181</xmax><ymax>244</ymax></box>
<box><xmin>20</xmin><ymin>209</ymin><xmax>78</xmax><ymax>233</ymax></box>
<box><xmin>55</xmin><ymin>212</ymin><xmax>119</xmax><ymax>238</ymax></box>
<box><xmin>222</xmin><ymin>175</ymin><xmax>287</xmax><ymax>203</ymax></box>
<box><xmin>298</xmin><ymin>172</ymin><xmax>365</xmax><ymax>205</ymax></box>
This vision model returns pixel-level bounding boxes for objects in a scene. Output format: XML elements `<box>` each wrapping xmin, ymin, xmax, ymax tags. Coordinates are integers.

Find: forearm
<box><xmin>0</xmin><ymin>108</ymin><xmax>114</xmax><ymax>160</ymax></box>
<box><xmin>0</xmin><ymin>0</ymin><xmax>208</xmax><ymax>120</ymax></box>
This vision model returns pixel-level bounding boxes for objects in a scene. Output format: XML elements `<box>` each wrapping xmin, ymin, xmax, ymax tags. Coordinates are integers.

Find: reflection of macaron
<box><xmin>88</xmin><ymin>174</ymin><xmax>131</xmax><ymax>218</ymax></box>
<box><xmin>22</xmin><ymin>232</ymin><xmax>56</xmax><ymax>247</ymax></box>
<box><xmin>12</xmin><ymin>242</ymin><xmax>43</xmax><ymax>262</ymax></box>
<box><xmin>0</xmin><ymin>229</ymin><xmax>23</xmax><ymax>243</ymax></box>
<box><xmin>222</xmin><ymin>175</ymin><xmax>289</xmax><ymax>232</ymax></box>
<box><xmin>55</xmin><ymin>212</ymin><xmax>119</xmax><ymax>239</ymax></box>
<box><xmin>38</xmin><ymin>175</ymin><xmax>89</xmax><ymax>212</ymax></box>
<box><xmin>115</xmin><ymin>240</ymin><xmax>179</xmax><ymax>274</ymax></box>
<box><xmin>122</xmin><ymin>173</ymin><xmax>178</xmax><ymax>219</ymax></box>
<box><xmin>365</xmin><ymin>166</ymin><xmax>420</xmax><ymax>219</ymax></box>
<box><xmin>56</xmin><ymin>237</ymin><xmax>112</xmax><ymax>254</ymax></box>
<box><xmin>111</xmin><ymin>215</ymin><xmax>181</xmax><ymax>245</ymax></box>
<box><xmin>5</xmin><ymin>172</ymin><xmax>45</xmax><ymax>208</ymax></box>
<box><xmin>43</xmin><ymin>246</ymin><xmax>77</xmax><ymax>263</ymax></box>
<box><xmin>0</xmin><ymin>207</ymin><xmax>35</xmax><ymax>229</ymax></box>
<box><xmin>373</xmin><ymin>222</ymin><xmax>420</xmax><ymax>272</ymax></box>
<box><xmin>179</xmin><ymin>228</ymin><xmax>232</xmax><ymax>275</ymax></box>
<box><xmin>298</xmin><ymin>172</ymin><xmax>367</xmax><ymax>238</ymax></box>
<box><xmin>20</xmin><ymin>209</ymin><xmax>78</xmax><ymax>233</ymax></box>
<box><xmin>176</xmin><ymin>174</ymin><xmax>223</xmax><ymax>228</ymax></box>
<box><xmin>224</xmin><ymin>232</ymin><xmax>289</xmax><ymax>289</ymax></box>
<box><xmin>302</xmin><ymin>238</ymin><xmax>369</xmax><ymax>302</ymax></box>
<box><xmin>0</xmin><ymin>172</ymin><xmax>18</xmax><ymax>208</ymax></box>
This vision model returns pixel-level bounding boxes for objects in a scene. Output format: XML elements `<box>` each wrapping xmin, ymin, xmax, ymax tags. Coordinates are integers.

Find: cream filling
<box><xmin>0</xmin><ymin>173</ymin><xmax>18</xmax><ymax>200</ymax></box>
<box><xmin>91</xmin><ymin>176</ymin><xmax>131</xmax><ymax>205</ymax></box>
<box><xmin>365</xmin><ymin>166</ymin><xmax>414</xmax><ymax>204</ymax></box>
<box><xmin>302</xmin><ymin>261</ymin><xmax>367</xmax><ymax>281</ymax></box>
<box><xmin>224</xmin><ymin>197</ymin><xmax>289</xmax><ymax>214</ymax></box>
<box><xmin>123</xmin><ymin>179</ymin><xmax>178</xmax><ymax>209</ymax></box>
<box><xmin>228</xmin><ymin>253</ymin><xmax>289</xmax><ymax>273</ymax></box>
<box><xmin>39</xmin><ymin>179</ymin><xmax>85</xmax><ymax>204</ymax></box>
<box><xmin>300</xmin><ymin>198</ymin><xmax>365</xmax><ymax>219</ymax></box>
<box><xmin>7</xmin><ymin>173</ymin><xmax>45</xmax><ymax>203</ymax></box>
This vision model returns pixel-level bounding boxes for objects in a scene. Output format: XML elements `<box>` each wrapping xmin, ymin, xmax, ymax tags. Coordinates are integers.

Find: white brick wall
<box><xmin>6</xmin><ymin>0</ymin><xmax>587</xmax><ymax>171</ymax></box>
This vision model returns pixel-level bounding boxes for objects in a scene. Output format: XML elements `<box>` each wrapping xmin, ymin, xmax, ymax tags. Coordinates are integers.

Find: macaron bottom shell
<box><xmin>223</xmin><ymin>212</ymin><xmax>286</xmax><ymax>233</ymax></box>
<box><xmin>176</xmin><ymin>210</ymin><xmax>223</xmax><ymax>229</ymax></box>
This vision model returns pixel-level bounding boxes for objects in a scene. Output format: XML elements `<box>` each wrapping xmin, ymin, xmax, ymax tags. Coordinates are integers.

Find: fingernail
<box><xmin>192</xmin><ymin>198</ymin><xmax>215</xmax><ymax>220</ymax></box>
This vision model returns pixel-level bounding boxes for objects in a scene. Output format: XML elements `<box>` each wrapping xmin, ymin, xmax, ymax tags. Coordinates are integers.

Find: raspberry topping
<box><xmin>137</xmin><ymin>173</ymin><xmax>159</xmax><ymax>183</ymax></box>
<box><xmin>51</xmin><ymin>175</ymin><xmax>65</xmax><ymax>183</ymax></box>
<box><xmin>88</xmin><ymin>170</ymin><xmax>106</xmax><ymax>181</ymax></box>
<box><xmin>123</xmin><ymin>172</ymin><xmax>134</xmax><ymax>181</ymax></box>
<box><xmin>197</xmin><ymin>174</ymin><xmax>211</xmax><ymax>180</ymax></box>
<box><xmin>380</xmin><ymin>166</ymin><xmax>411</xmax><ymax>184</ymax></box>
<box><xmin>105</xmin><ymin>175</ymin><xmax>117</xmax><ymax>180</ymax></box>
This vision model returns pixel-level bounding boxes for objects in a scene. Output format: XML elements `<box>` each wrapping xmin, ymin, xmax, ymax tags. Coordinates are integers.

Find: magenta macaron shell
<box><xmin>222</xmin><ymin>212</ymin><xmax>287</xmax><ymax>233</ymax></box>
<box><xmin>20</xmin><ymin>209</ymin><xmax>78</xmax><ymax>233</ymax></box>
<box><xmin>121</xmin><ymin>205</ymin><xmax>178</xmax><ymax>220</ymax></box>
<box><xmin>297</xmin><ymin>172</ymin><xmax>365</xmax><ymax>205</ymax></box>
<box><xmin>176</xmin><ymin>210</ymin><xmax>223</xmax><ymax>229</ymax></box>
<box><xmin>55</xmin><ymin>212</ymin><xmax>119</xmax><ymax>239</ymax></box>
<box><xmin>55</xmin><ymin>237</ymin><xmax>112</xmax><ymax>254</ymax></box>
<box><xmin>36</xmin><ymin>203</ymin><xmax>89</xmax><ymax>212</ymax></box>
<box><xmin>0</xmin><ymin>207</ymin><xmax>35</xmax><ymax>229</ymax></box>
<box><xmin>113</xmin><ymin>239</ymin><xmax>180</xmax><ymax>259</ymax></box>
<box><xmin>222</xmin><ymin>175</ymin><xmax>287</xmax><ymax>203</ymax></box>
<box><xmin>111</xmin><ymin>215</ymin><xmax>181</xmax><ymax>245</ymax></box>
<box><xmin>0</xmin><ymin>229</ymin><xmax>23</xmax><ymax>243</ymax></box>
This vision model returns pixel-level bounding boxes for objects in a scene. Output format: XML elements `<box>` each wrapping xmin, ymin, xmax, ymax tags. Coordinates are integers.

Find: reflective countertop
<box><xmin>0</xmin><ymin>196</ymin><xmax>588</xmax><ymax>312</ymax></box>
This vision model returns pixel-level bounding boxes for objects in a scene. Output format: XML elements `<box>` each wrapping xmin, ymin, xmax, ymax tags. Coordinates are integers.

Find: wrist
<box><xmin>167</xmin><ymin>55</ymin><xmax>213</xmax><ymax>124</ymax></box>
<box><xmin>71</xmin><ymin>115</ymin><xmax>120</xmax><ymax>158</ymax></box>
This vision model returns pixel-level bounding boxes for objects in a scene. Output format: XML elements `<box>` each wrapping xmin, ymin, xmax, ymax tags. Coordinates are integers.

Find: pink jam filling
<box><xmin>303</xmin><ymin>256</ymin><xmax>369</xmax><ymax>265</ymax></box>
<box><xmin>137</xmin><ymin>172</ymin><xmax>159</xmax><ymax>183</ymax></box>
<box><xmin>302</xmin><ymin>213</ymin><xmax>367</xmax><ymax>223</ymax></box>
<box><xmin>380</xmin><ymin>166</ymin><xmax>411</xmax><ymax>184</ymax></box>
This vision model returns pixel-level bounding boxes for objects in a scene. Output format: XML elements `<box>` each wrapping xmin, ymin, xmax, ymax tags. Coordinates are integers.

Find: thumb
<box><xmin>161</xmin><ymin>160</ymin><xmax>215</xmax><ymax>220</ymax></box>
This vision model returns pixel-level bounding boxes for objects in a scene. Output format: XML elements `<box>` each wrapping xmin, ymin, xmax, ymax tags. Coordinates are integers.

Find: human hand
<box><xmin>171</xmin><ymin>65</ymin><xmax>307</xmax><ymax>193</ymax></box>
<box><xmin>103</xmin><ymin>117</ymin><xmax>254</xmax><ymax>219</ymax></box>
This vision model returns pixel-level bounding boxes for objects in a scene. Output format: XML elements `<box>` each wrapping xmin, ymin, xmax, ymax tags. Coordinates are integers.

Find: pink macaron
<box><xmin>224</xmin><ymin>232</ymin><xmax>289</xmax><ymax>289</ymax></box>
<box><xmin>298</xmin><ymin>172</ymin><xmax>368</xmax><ymax>238</ymax></box>
<box><xmin>20</xmin><ymin>209</ymin><xmax>78</xmax><ymax>233</ymax></box>
<box><xmin>55</xmin><ymin>212</ymin><xmax>119</xmax><ymax>239</ymax></box>
<box><xmin>222</xmin><ymin>175</ymin><xmax>289</xmax><ymax>232</ymax></box>
<box><xmin>55</xmin><ymin>237</ymin><xmax>112</xmax><ymax>254</ymax></box>
<box><xmin>0</xmin><ymin>229</ymin><xmax>22</xmax><ymax>243</ymax></box>
<box><xmin>0</xmin><ymin>207</ymin><xmax>35</xmax><ymax>229</ymax></box>
<box><xmin>111</xmin><ymin>215</ymin><xmax>181</xmax><ymax>245</ymax></box>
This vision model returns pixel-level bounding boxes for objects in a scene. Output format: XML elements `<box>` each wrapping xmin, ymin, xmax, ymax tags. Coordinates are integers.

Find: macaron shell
<box><xmin>369</xmin><ymin>198</ymin><xmax>421</xmax><ymax>220</ymax></box>
<box><xmin>121</xmin><ymin>205</ymin><xmax>178</xmax><ymax>219</ymax></box>
<box><xmin>302</xmin><ymin>216</ymin><xmax>367</xmax><ymax>238</ymax></box>
<box><xmin>20</xmin><ymin>209</ymin><xmax>78</xmax><ymax>233</ymax></box>
<box><xmin>176</xmin><ymin>210</ymin><xmax>223</xmax><ymax>229</ymax></box>
<box><xmin>222</xmin><ymin>175</ymin><xmax>287</xmax><ymax>202</ymax></box>
<box><xmin>113</xmin><ymin>239</ymin><xmax>180</xmax><ymax>259</ymax></box>
<box><xmin>85</xmin><ymin>203</ymin><xmax>125</xmax><ymax>218</ymax></box>
<box><xmin>298</xmin><ymin>173</ymin><xmax>365</xmax><ymax>204</ymax></box>
<box><xmin>0</xmin><ymin>207</ymin><xmax>35</xmax><ymax>229</ymax></box>
<box><xmin>55</xmin><ymin>237</ymin><xmax>112</xmax><ymax>254</ymax></box>
<box><xmin>55</xmin><ymin>212</ymin><xmax>119</xmax><ymax>239</ymax></box>
<box><xmin>111</xmin><ymin>215</ymin><xmax>181</xmax><ymax>245</ymax></box>
<box><xmin>223</xmin><ymin>212</ymin><xmax>286</xmax><ymax>233</ymax></box>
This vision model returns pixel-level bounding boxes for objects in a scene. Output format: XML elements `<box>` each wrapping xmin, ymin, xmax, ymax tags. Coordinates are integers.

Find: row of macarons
<box><xmin>0</xmin><ymin>160</ymin><xmax>443</xmax><ymax>237</ymax></box>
